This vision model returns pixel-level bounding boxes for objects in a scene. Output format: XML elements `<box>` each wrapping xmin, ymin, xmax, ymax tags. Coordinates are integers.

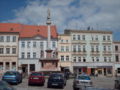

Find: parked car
<box><xmin>115</xmin><ymin>76</ymin><xmax>120</xmax><ymax>89</ymax></box>
<box><xmin>0</xmin><ymin>80</ymin><xmax>15</xmax><ymax>90</ymax></box>
<box><xmin>47</xmin><ymin>73</ymin><xmax>66</xmax><ymax>89</ymax></box>
<box><xmin>2</xmin><ymin>71</ymin><xmax>22</xmax><ymax>84</ymax></box>
<box><xmin>73</xmin><ymin>74</ymin><xmax>93</xmax><ymax>90</ymax></box>
<box><xmin>28</xmin><ymin>72</ymin><xmax>45</xmax><ymax>86</ymax></box>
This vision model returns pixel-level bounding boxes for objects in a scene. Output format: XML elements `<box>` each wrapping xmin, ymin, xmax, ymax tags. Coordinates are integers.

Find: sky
<box><xmin>0</xmin><ymin>0</ymin><xmax>120</xmax><ymax>41</ymax></box>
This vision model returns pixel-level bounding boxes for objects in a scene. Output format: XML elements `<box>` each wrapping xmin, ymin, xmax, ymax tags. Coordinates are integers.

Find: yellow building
<box><xmin>0</xmin><ymin>32</ymin><xmax>19</xmax><ymax>74</ymax></box>
<box><xmin>58</xmin><ymin>34</ymin><xmax>73</xmax><ymax>73</ymax></box>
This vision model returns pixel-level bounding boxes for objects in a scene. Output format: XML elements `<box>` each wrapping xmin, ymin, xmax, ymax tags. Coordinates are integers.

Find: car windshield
<box><xmin>50</xmin><ymin>74</ymin><xmax>63</xmax><ymax>79</ymax></box>
<box><xmin>31</xmin><ymin>73</ymin><xmax>42</xmax><ymax>76</ymax></box>
<box><xmin>77</xmin><ymin>75</ymin><xmax>90</xmax><ymax>80</ymax></box>
<box><xmin>4</xmin><ymin>72</ymin><xmax>16</xmax><ymax>75</ymax></box>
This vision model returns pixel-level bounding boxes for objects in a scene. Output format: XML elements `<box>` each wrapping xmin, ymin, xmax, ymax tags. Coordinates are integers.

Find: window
<box><xmin>73</xmin><ymin>35</ymin><xmax>76</xmax><ymax>40</ymax></box>
<box><xmin>96</xmin><ymin>35</ymin><xmax>98</xmax><ymax>40</ymax></box>
<box><xmin>66</xmin><ymin>46</ymin><xmax>69</xmax><ymax>52</ymax></box>
<box><xmin>107</xmin><ymin>36</ymin><xmax>110</xmax><ymax>41</ymax></box>
<box><xmin>82</xmin><ymin>35</ymin><xmax>85</xmax><ymax>40</ymax></box>
<box><xmin>108</xmin><ymin>46</ymin><xmax>111</xmax><ymax>51</ymax></box>
<box><xmin>103</xmin><ymin>36</ymin><xmax>106</xmax><ymax>41</ymax></box>
<box><xmin>73</xmin><ymin>45</ymin><xmax>76</xmax><ymax>52</ymax></box>
<box><xmin>27</xmin><ymin>52</ymin><xmax>30</xmax><ymax>58</ymax></box>
<box><xmin>61</xmin><ymin>39</ymin><xmax>63</xmax><ymax>43</ymax></box>
<box><xmin>66</xmin><ymin>56</ymin><xmax>69</xmax><ymax>61</ymax></box>
<box><xmin>115</xmin><ymin>45</ymin><xmax>118</xmax><ymax>51</ymax></box>
<box><xmin>103</xmin><ymin>46</ymin><xmax>106</xmax><ymax>51</ymax></box>
<box><xmin>117</xmin><ymin>68</ymin><xmax>120</xmax><ymax>74</ymax></box>
<box><xmin>33</xmin><ymin>42</ymin><xmax>36</xmax><ymax>48</ymax></box>
<box><xmin>78</xmin><ymin>45</ymin><xmax>81</xmax><ymax>52</ymax></box>
<box><xmin>40</xmin><ymin>42</ymin><xmax>43</xmax><ymax>49</ymax></box>
<box><xmin>61</xmin><ymin>56</ymin><xmax>64</xmax><ymax>61</ymax></box>
<box><xmin>0</xmin><ymin>48</ymin><xmax>4</xmax><ymax>54</ymax></box>
<box><xmin>109</xmin><ymin>57</ymin><xmax>111</xmax><ymax>62</ymax></box>
<box><xmin>52</xmin><ymin>42</ymin><xmax>56</xmax><ymax>48</ymax></box>
<box><xmin>6</xmin><ymin>48</ymin><xmax>10</xmax><ymax>54</ymax></box>
<box><xmin>78</xmin><ymin>57</ymin><xmax>81</xmax><ymax>62</ymax></box>
<box><xmin>78</xmin><ymin>35</ymin><xmax>80</xmax><ymax>40</ymax></box>
<box><xmin>104</xmin><ymin>57</ymin><xmax>107</xmax><ymax>62</ymax></box>
<box><xmin>83</xmin><ymin>45</ymin><xmax>86</xmax><ymax>52</ymax></box>
<box><xmin>6</xmin><ymin>36</ymin><xmax>10</xmax><ymax>42</ymax></box>
<box><xmin>66</xmin><ymin>40</ymin><xmax>68</xmax><ymax>43</ymax></box>
<box><xmin>91</xmin><ymin>45</ymin><xmax>94</xmax><ymax>52</ymax></box>
<box><xmin>73</xmin><ymin>57</ymin><xmax>76</xmax><ymax>62</ymax></box>
<box><xmin>0</xmin><ymin>36</ymin><xmax>4</xmax><ymax>42</ymax></box>
<box><xmin>12</xmin><ymin>48</ymin><xmax>16</xmax><ymax>54</ymax></box>
<box><xmin>116</xmin><ymin>55</ymin><xmax>119</xmax><ymax>62</ymax></box>
<box><xmin>27</xmin><ymin>42</ymin><xmax>31</xmax><ymax>48</ymax></box>
<box><xmin>61</xmin><ymin>46</ymin><xmax>64</xmax><ymax>52</ymax></box>
<box><xmin>96</xmin><ymin>57</ymin><xmax>99</xmax><ymax>62</ymax></box>
<box><xmin>21</xmin><ymin>52</ymin><xmax>25</xmax><ymax>58</ymax></box>
<box><xmin>13</xmin><ymin>36</ymin><xmax>16</xmax><ymax>42</ymax></box>
<box><xmin>33</xmin><ymin>52</ymin><xmax>36</xmax><ymax>58</ymax></box>
<box><xmin>92</xmin><ymin>57</ymin><xmax>94</xmax><ymax>62</ymax></box>
<box><xmin>21</xmin><ymin>42</ymin><xmax>25</xmax><ymax>48</ymax></box>
<box><xmin>96</xmin><ymin>46</ymin><xmax>99</xmax><ymax>52</ymax></box>
<box><xmin>83</xmin><ymin>57</ymin><xmax>86</xmax><ymax>62</ymax></box>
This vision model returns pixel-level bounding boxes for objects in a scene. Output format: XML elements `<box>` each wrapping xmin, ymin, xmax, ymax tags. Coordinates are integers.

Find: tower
<box><xmin>39</xmin><ymin>9</ymin><xmax>59</xmax><ymax>73</ymax></box>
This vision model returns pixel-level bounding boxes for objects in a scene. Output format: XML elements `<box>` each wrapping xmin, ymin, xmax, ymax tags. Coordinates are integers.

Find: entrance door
<box><xmin>22</xmin><ymin>64</ymin><xmax>27</xmax><ymax>73</ymax></box>
<box><xmin>104</xmin><ymin>68</ymin><xmax>106</xmax><ymax>76</ymax></box>
<box><xmin>91</xmin><ymin>68</ymin><xmax>95</xmax><ymax>76</ymax></box>
<box><xmin>30</xmin><ymin>64</ymin><xmax>35</xmax><ymax>72</ymax></box>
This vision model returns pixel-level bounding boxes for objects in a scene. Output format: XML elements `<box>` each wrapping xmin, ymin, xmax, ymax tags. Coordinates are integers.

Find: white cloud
<box><xmin>4</xmin><ymin>0</ymin><xmax>120</xmax><ymax>33</ymax></box>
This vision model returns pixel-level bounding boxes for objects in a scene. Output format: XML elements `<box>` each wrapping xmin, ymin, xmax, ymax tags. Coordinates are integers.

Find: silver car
<box><xmin>73</xmin><ymin>74</ymin><xmax>93</xmax><ymax>90</ymax></box>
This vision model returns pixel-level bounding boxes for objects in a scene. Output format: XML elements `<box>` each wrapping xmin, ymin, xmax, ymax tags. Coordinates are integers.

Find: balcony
<box><xmin>90</xmin><ymin>51</ymin><xmax>100</xmax><ymax>56</ymax></box>
<box><xmin>71</xmin><ymin>40</ymin><xmax>86</xmax><ymax>44</ymax></box>
<box><xmin>102</xmin><ymin>51</ymin><xmax>112</xmax><ymax>56</ymax></box>
<box><xmin>72</xmin><ymin>51</ymin><xmax>86</xmax><ymax>55</ymax></box>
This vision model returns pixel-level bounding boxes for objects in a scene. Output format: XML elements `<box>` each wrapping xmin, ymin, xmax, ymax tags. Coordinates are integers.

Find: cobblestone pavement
<box><xmin>11</xmin><ymin>76</ymin><xmax>116</xmax><ymax>90</ymax></box>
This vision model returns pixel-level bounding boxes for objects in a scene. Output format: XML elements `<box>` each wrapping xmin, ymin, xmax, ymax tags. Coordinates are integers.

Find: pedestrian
<box><xmin>95</xmin><ymin>70</ymin><xmax>98</xmax><ymax>77</ymax></box>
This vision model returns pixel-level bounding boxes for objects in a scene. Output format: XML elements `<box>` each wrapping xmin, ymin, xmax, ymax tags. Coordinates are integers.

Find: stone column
<box><xmin>10</xmin><ymin>62</ymin><xmax>12</xmax><ymax>70</ymax></box>
<box><xmin>28</xmin><ymin>64</ymin><xmax>30</xmax><ymax>75</ymax></box>
<box><xmin>3</xmin><ymin>62</ymin><xmax>6</xmax><ymax>73</ymax></box>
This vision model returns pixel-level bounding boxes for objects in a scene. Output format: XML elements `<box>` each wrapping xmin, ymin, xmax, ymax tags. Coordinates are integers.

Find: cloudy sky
<box><xmin>0</xmin><ymin>0</ymin><xmax>120</xmax><ymax>40</ymax></box>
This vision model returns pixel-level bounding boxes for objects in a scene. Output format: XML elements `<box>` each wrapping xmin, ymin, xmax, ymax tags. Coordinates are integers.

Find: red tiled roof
<box><xmin>0</xmin><ymin>23</ymin><xmax>58</xmax><ymax>38</ymax></box>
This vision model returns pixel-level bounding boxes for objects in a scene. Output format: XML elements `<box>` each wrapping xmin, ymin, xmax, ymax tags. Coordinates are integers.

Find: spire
<box><xmin>46</xmin><ymin>8</ymin><xmax>51</xmax><ymax>25</ymax></box>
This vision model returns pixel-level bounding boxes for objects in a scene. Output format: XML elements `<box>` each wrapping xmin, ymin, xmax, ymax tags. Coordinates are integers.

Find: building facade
<box><xmin>58</xmin><ymin>30</ymin><xmax>114</xmax><ymax>76</ymax></box>
<box><xmin>18</xmin><ymin>25</ymin><xmax>58</xmax><ymax>75</ymax></box>
<box><xmin>58</xmin><ymin>34</ymin><xmax>73</xmax><ymax>73</ymax></box>
<box><xmin>0</xmin><ymin>32</ymin><xmax>19</xmax><ymax>74</ymax></box>
<box><xmin>113</xmin><ymin>42</ymin><xmax>120</xmax><ymax>76</ymax></box>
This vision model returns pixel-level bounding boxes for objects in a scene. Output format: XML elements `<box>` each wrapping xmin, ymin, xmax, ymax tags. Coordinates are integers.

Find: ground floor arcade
<box><xmin>73</xmin><ymin>62</ymin><xmax>114</xmax><ymax>76</ymax></box>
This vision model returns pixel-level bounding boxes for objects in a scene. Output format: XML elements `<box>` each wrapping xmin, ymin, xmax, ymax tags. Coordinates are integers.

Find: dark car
<box><xmin>28</xmin><ymin>72</ymin><xmax>45</xmax><ymax>86</ymax></box>
<box><xmin>47</xmin><ymin>73</ymin><xmax>66</xmax><ymax>89</ymax></box>
<box><xmin>0</xmin><ymin>80</ymin><xmax>15</xmax><ymax>90</ymax></box>
<box><xmin>2</xmin><ymin>71</ymin><xmax>22</xmax><ymax>84</ymax></box>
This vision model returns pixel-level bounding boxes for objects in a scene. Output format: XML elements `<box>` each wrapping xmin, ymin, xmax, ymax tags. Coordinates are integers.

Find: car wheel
<box><xmin>60</xmin><ymin>84</ymin><xmax>64</xmax><ymax>89</ymax></box>
<box><xmin>47</xmin><ymin>85</ymin><xmax>51</xmax><ymax>88</ymax></box>
<box><xmin>73</xmin><ymin>87</ymin><xmax>79</xmax><ymax>90</ymax></box>
<box><xmin>41</xmin><ymin>83</ymin><xmax>44</xmax><ymax>86</ymax></box>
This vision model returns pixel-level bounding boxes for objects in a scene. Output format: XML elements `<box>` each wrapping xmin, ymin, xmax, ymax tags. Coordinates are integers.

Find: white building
<box><xmin>58</xmin><ymin>30</ymin><xmax>114</xmax><ymax>76</ymax></box>
<box><xmin>18</xmin><ymin>25</ymin><xmax>58</xmax><ymax>74</ymax></box>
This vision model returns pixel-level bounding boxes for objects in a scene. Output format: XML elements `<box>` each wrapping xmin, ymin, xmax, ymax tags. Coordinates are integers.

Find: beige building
<box><xmin>58</xmin><ymin>34</ymin><xmax>73</xmax><ymax>73</ymax></box>
<box><xmin>113</xmin><ymin>41</ymin><xmax>120</xmax><ymax>76</ymax></box>
<box><xmin>58</xmin><ymin>29</ymin><xmax>114</xmax><ymax>76</ymax></box>
<box><xmin>0</xmin><ymin>32</ymin><xmax>19</xmax><ymax>74</ymax></box>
